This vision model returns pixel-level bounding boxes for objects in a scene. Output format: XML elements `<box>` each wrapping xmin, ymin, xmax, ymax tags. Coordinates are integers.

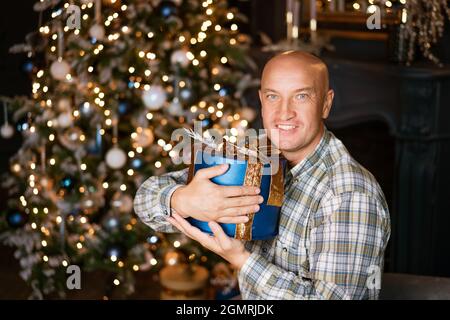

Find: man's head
<box><xmin>259</xmin><ymin>51</ymin><xmax>334</xmax><ymax>164</ymax></box>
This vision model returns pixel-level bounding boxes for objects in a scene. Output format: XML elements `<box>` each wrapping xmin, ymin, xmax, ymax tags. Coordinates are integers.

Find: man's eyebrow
<box><xmin>261</xmin><ymin>88</ymin><xmax>279</xmax><ymax>93</ymax></box>
<box><xmin>293</xmin><ymin>87</ymin><xmax>314</xmax><ymax>93</ymax></box>
<box><xmin>261</xmin><ymin>87</ymin><xmax>315</xmax><ymax>93</ymax></box>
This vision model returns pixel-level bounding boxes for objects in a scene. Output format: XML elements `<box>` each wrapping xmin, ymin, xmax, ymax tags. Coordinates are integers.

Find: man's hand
<box><xmin>171</xmin><ymin>164</ymin><xmax>263</xmax><ymax>224</ymax></box>
<box><xmin>168</xmin><ymin>213</ymin><xmax>251</xmax><ymax>270</ymax></box>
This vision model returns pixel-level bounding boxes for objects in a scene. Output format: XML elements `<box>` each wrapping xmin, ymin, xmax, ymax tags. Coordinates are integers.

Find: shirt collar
<box><xmin>285</xmin><ymin>126</ymin><xmax>331</xmax><ymax>182</ymax></box>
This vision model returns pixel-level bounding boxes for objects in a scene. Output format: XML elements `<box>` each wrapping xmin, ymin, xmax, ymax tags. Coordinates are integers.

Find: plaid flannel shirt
<box><xmin>134</xmin><ymin>127</ymin><xmax>391</xmax><ymax>300</ymax></box>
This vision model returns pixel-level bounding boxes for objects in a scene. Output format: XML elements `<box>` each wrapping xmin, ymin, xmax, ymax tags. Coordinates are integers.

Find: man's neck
<box><xmin>283</xmin><ymin>125</ymin><xmax>325</xmax><ymax>168</ymax></box>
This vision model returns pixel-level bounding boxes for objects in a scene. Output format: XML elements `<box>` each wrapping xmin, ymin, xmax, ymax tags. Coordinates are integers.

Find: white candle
<box><xmin>329</xmin><ymin>0</ymin><xmax>336</xmax><ymax>12</ymax></box>
<box><xmin>292</xmin><ymin>0</ymin><xmax>300</xmax><ymax>40</ymax></box>
<box><xmin>286</xmin><ymin>0</ymin><xmax>294</xmax><ymax>42</ymax></box>
<box><xmin>310</xmin><ymin>0</ymin><xmax>317</xmax><ymax>43</ymax></box>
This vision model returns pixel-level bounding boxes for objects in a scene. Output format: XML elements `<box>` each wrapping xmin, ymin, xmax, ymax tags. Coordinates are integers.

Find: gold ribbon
<box><xmin>267</xmin><ymin>161</ymin><xmax>284</xmax><ymax>207</ymax></box>
<box><xmin>235</xmin><ymin>162</ymin><xmax>263</xmax><ymax>240</ymax></box>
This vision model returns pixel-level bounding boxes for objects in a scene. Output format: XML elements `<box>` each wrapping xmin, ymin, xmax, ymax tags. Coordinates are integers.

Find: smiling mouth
<box><xmin>276</xmin><ymin>124</ymin><xmax>298</xmax><ymax>131</ymax></box>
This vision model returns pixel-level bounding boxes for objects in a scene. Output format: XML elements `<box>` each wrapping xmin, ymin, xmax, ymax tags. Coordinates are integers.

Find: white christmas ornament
<box><xmin>1</xmin><ymin>124</ymin><xmax>14</xmax><ymax>139</ymax></box>
<box><xmin>133</xmin><ymin>128</ymin><xmax>154</xmax><ymax>148</ymax></box>
<box><xmin>105</xmin><ymin>147</ymin><xmax>127</xmax><ymax>169</ymax></box>
<box><xmin>50</xmin><ymin>59</ymin><xmax>70</xmax><ymax>80</ymax></box>
<box><xmin>171</xmin><ymin>49</ymin><xmax>190</xmax><ymax>67</ymax></box>
<box><xmin>58</xmin><ymin>98</ymin><xmax>71</xmax><ymax>111</ymax></box>
<box><xmin>168</xmin><ymin>98</ymin><xmax>184</xmax><ymax>116</ymax></box>
<box><xmin>57</xmin><ymin>112</ymin><xmax>73</xmax><ymax>128</ymax></box>
<box><xmin>89</xmin><ymin>24</ymin><xmax>105</xmax><ymax>41</ymax></box>
<box><xmin>142</xmin><ymin>85</ymin><xmax>167</xmax><ymax>110</ymax></box>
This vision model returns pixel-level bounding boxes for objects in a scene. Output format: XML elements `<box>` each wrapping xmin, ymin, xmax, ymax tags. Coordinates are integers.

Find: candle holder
<box><xmin>262</xmin><ymin>0</ymin><xmax>333</xmax><ymax>55</ymax></box>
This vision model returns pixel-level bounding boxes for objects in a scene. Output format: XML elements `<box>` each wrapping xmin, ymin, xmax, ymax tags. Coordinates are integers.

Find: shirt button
<box><xmin>283</xmin><ymin>247</ymin><xmax>288</xmax><ymax>252</ymax></box>
<box><xmin>262</xmin><ymin>247</ymin><xmax>268</xmax><ymax>253</ymax></box>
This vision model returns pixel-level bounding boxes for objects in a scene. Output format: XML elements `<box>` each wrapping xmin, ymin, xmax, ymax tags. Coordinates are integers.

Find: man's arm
<box><xmin>237</xmin><ymin>192</ymin><xmax>391</xmax><ymax>300</ymax></box>
<box><xmin>135</xmin><ymin>164</ymin><xmax>263</xmax><ymax>234</ymax></box>
<box><xmin>134</xmin><ymin>167</ymin><xmax>189</xmax><ymax>233</ymax></box>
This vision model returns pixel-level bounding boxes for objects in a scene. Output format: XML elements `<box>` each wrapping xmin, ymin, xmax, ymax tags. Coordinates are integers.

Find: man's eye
<box><xmin>295</xmin><ymin>93</ymin><xmax>308</xmax><ymax>101</ymax></box>
<box><xmin>266</xmin><ymin>94</ymin><xmax>278</xmax><ymax>100</ymax></box>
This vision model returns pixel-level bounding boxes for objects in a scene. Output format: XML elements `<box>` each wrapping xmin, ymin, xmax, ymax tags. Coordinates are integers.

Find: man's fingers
<box><xmin>208</xmin><ymin>221</ymin><xmax>232</xmax><ymax>248</ymax></box>
<box><xmin>172</xmin><ymin>213</ymin><xmax>221</xmax><ymax>251</ymax></box>
<box><xmin>221</xmin><ymin>185</ymin><xmax>260</xmax><ymax>197</ymax></box>
<box><xmin>195</xmin><ymin>164</ymin><xmax>229</xmax><ymax>179</ymax></box>
<box><xmin>167</xmin><ymin>217</ymin><xmax>189</xmax><ymax>236</ymax></box>
<box><xmin>220</xmin><ymin>204</ymin><xmax>260</xmax><ymax>217</ymax></box>
<box><xmin>225</xmin><ymin>195</ymin><xmax>264</xmax><ymax>208</ymax></box>
<box><xmin>216</xmin><ymin>215</ymin><xmax>250</xmax><ymax>224</ymax></box>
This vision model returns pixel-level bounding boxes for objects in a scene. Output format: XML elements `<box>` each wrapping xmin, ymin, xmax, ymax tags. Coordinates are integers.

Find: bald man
<box><xmin>134</xmin><ymin>51</ymin><xmax>391</xmax><ymax>300</ymax></box>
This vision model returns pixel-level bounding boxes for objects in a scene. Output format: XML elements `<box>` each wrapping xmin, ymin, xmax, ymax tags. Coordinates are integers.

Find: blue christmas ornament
<box><xmin>118</xmin><ymin>100</ymin><xmax>130</xmax><ymax>115</ymax></box>
<box><xmin>219</xmin><ymin>86</ymin><xmax>232</xmax><ymax>97</ymax></box>
<box><xmin>159</xmin><ymin>1</ymin><xmax>178</xmax><ymax>18</ymax></box>
<box><xmin>180</xmin><ymin>88</ymin><xmax>195</xmax><ymax>104</ymax></box>
<box><xmin>131</xmin><ymin>158</ymin><xmax>143</xmax><ymax>169</ymax></box>
<box><xmin>60</xmin><ymin>176</ymin><xmax>76</xmax><ymax>192</ymax></box>
<box><xmin>6</xmin><ymin>210</ymin><xmax>28</xmax><ymax>228</ymax></box>
<box><xmin>128</xmin><ymin>81</ymin><xmax>135</xmax><ymax>89</ymax></box>
<box><xmin>23</xmin><ymin>60</ymin><xmax>34</xmax><ymax>73</ymax></box>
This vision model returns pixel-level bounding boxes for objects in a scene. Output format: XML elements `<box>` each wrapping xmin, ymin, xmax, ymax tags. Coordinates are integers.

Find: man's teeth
<box><xmin>277</xmin><ymin>125</ymin><xmax>297</xmax><ymax>130</ymax></box>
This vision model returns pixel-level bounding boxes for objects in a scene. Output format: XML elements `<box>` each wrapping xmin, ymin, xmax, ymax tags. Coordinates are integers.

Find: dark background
<box><xmin>1</xmin><ymin>0</ymin><xmax>450</xmax><ymax>299</ymax></box>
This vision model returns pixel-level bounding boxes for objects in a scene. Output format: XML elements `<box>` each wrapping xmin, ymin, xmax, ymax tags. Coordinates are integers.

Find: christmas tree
<box><xmin>0</xmin><ymin>0</ymin><xmax>258</xmax><ymax>298</ymax></box>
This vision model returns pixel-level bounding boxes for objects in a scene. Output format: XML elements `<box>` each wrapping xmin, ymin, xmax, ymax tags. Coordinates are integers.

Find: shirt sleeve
<box><xmin>237</xmin><ymin>192</ymin><xmax>391</xmax><ymax>300</ymax></box>
<box><xmin>133</xmin><ymin>167</ymin><xmax>189</xmax><ymax>233</ymax></box>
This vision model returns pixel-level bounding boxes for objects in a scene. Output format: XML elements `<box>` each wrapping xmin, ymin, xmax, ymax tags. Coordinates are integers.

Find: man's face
<box><xmin>259</xmin><ymin>58</ymin><xmax>332</xmax><ymax>157</ymax></box>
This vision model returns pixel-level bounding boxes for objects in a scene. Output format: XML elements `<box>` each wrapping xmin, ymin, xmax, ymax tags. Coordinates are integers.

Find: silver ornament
<box><xmin>89</xmin><ymin>24</ymin><xmax>105</xmax><ymax>41</ymax></box>
<box><xmin>142</xmin><ymin>85</ymin><xmax>167</xmax><ymax>110</ymax></box>
<box><xmin>1</xmin><ymin>124</ymin><xmax>14</xmax><ymax>138</ymax></box>
<box><xmin>57</xmin><ymin>112</ymin><xmax>73</xmax><ymax>128</ymax></box>
<box><xmin>168</xmin><ymin>97</ymin><xmax>184</xmax><ymax>116</ymax></box>
<box><xmin>105</xmin><ymin>146</ymin><xmax>127</xmax><ymax>169</ymax></box>
<box><xmin>170</xmin><ymin>49</ymin><xmax>190</xmax><ymax>67</ymax></box>
<box><xmin>50</xmin><ymin>59</ymin><xmax>70</xmax><ymax>80</ymax></box>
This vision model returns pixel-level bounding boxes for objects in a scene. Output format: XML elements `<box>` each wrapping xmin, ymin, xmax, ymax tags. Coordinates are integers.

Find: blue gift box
<box><xmin>187</xmin><ymin>150</ymin><xmax>286</xmax><ymax>241</ymax></box>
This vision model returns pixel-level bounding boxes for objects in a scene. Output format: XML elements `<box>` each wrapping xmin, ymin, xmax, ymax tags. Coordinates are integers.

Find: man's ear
<box><xmin>322</xmin><ymin>89</ymin><xmax>334</xmax><ymax>119</ymax></box>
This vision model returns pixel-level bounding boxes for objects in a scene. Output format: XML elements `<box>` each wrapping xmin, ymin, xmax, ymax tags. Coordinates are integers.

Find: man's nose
<box><xmin>279</xmin><ymin>99</ymin><xmax>296</xmax><ymax>121</ymax></box>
